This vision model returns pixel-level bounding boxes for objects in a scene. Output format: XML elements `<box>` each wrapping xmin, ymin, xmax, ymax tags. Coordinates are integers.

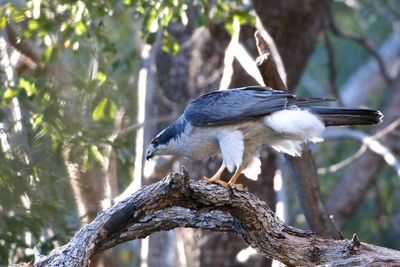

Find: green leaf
<box><xmin>143</xmin><ymin>9</ymin><xmax>158</xmax><ymax>34</ymax></box>
<box><xmin>106</xmin><ymin>99</ymin><xmax>117</xmax><ymax>120</ymax></box>
<box><xmin>92</xmin><ymin>97</ymin><xmax>108</xmax><ymax>121</ymax></box>
<box><xmin>42</xmin><ymin>46</ymin><xmax>55</xmax><ymax>62</ymax></box>
<box><xmin>0</xmin><ymin>16</ymin><xmax>7</xmax><ymax>30</ymax></box>
<box><xmin>75</xmin><ymin>21</ymin><xmax>87</xmax><ymax>35</ymax></box>
<box><xmin>162</xmin><ymin>33</ymin><xmax>180</xmax><ymax>56</ymax></box>
<box><xmin>10</xmin><ymin>10</ymin><xmax>26</xmax><ymax>23</ymax></box>
<box><xmin>161</xmin><ymin>6</ymin><xmax>174</xmax><ymax>28</ymax></box>
<box><xmin>28</xmin><ymin>20</ymin><xmax>39</xmax><ymax>31</ymax></box>
<box><xmin>92</xmin><ymin>98</ymin><xmax>117</xmax><ymax>121</ymax></box>
<box><xmin>89</xmin><ymin>145</ymin><xmax>103</xmax><ymax>164</ymax></box>
<box><xmin>18</xmin><ymin>77</ymin><xmax>37</xmax><ymax>96</ymax></box>
<box><xmin>225</xmin><ymin>16</ymin><xmax>234</xmax><ymax>35</ymax></box>
<box><xmin>31</xmin><ymin>113</ymin><xmax>43</xmax><ymax>129</ymax></box>
<box><xmin>82</xmin><ymin>147</ymin><xmax>90</xmax><ymax>172</ymax></box>
<box><xmin>3</xmin><ymin>87</ymin><xmax>18</xmax><ymax>101</ymax></box>
<box><xmin>96</xmin><ymin>71</ymin><xmax>107</xmax><ymax>85</ymax></box>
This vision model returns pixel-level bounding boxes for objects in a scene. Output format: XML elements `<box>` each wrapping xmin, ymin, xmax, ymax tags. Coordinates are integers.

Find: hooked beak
<box><xmin>145</xmin><ymin>146</ymin><xmax>155</xmax><ymax>161</ymax></box>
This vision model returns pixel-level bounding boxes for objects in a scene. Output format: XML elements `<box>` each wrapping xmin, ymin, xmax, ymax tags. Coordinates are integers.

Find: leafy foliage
<box><xmin>0</xmin><ymin>0</ymin><xmax>256</xmax><ymax>264</ymax></box>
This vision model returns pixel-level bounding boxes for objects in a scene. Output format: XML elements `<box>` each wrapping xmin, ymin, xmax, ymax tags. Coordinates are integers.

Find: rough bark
<box><xmin>31</xmin><ymin>170</ymin><xmax>400</xmax><ymax>267</ymax></box>
<box><xmin>326</xmin><ymin>79</ymin><xmax>400</xmax><ymax>227</ymax></box>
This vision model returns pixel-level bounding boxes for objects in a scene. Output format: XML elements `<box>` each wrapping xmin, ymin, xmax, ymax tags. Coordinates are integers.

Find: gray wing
<box><xmin>184</xmin><ymin>86</ymin><xmax>294</xmax><ymax>126</ymax></box>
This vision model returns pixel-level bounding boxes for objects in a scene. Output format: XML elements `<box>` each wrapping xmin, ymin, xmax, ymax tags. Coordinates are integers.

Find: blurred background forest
<box><xmin>1</xmin><ymin>0</ymin><xmax>400</xmax><ymax>266</ymax></box>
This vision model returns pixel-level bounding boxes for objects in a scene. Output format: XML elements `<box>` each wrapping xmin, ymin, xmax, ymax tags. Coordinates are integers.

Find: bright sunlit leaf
<box><xmin>96</xmin><ymin>71</ymin><xmax>107</xmax><ymax>85</ymax></box>
<box><xmin>75</xmin><ymin>21</ymin><xmax>87</xmax><ymax>35</ymax></box>
<box><xmin>82</xmin><ymin>147</ymin><xmax>90</xmax><ymax>172</ymax></box>
<box><xmin>19</xmin><ymin>77</ymin><xmax>37</xmax><ymax>96</ymax></box>
<box><xmin>0</xmin><ymin>17</ymin><xmax>7</xmax><ymax>29</ymax></box>
<box><xmin>92</xmin><ymin>97</ymin><xmax>116</xmax><ymax>121</ymax></box>
<box><xmin>3</xmin><ymin>88</ymin><xmax>18</xmax><ymax>101</ymax></box>
<box><xmin>42</xmin><ymin>46</ymin><xmax>54</xmax><ymax>62</ymax></box>
<box><xmin>31</xmin><ymin>113</ymin><xmax>43</xmax><ymax>129</ymax></box>
<box><xmin>162</xmin><ymin>33</ymin><xmax>180</xmax><ymax>56</ymax></box>
<box><xmin>92</xmin><ymin>97</ymin><xmax>108</xmax><ymax>121</ymax></box>
<box><xmin>28</xmin><ymin>20</ymin><xmax>39</xmax><ymax>30</ymax></box>
<box><xmin>89</xmin><ymin>145</ymin><xmax>103</xmax><ymax>164</ymax></box>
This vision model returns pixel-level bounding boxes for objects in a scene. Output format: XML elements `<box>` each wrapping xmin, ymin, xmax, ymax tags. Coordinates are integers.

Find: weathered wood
<box><xmin>34</xmin><ymin>170</ymin><xmax>400</xmax><ymax>267</ymax></box>
<box><xmin>254</xmin><ymin>31</ymin><xmax>287</xmax><ymax>91</ymax></box>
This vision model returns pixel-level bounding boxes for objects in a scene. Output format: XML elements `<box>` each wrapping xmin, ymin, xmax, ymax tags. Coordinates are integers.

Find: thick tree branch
<box><xmin>32</xmin><ymin>170</ymin><xmax>400</xmax><ymax>267</ymax></box>
<box><xmin>97</xmin><ymin>207</ymin><xmax>237</xmax><ymax>252</ymax></box>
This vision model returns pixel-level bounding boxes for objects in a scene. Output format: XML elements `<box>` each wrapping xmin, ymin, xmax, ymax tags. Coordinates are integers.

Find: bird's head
<box><xmin>145</xmin><ymin>135</ymin><xmax>168</xmax><ymax>160</ymax></box>
<box><xmin>145</xmin><ymin>117</ymin><xmax>186</xmax><ymax>160</ymax></box>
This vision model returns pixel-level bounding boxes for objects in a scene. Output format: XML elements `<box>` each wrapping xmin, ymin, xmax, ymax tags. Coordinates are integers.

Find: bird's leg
<box><xmin>203</xmin><ymin>164</ymin><xmax>227</xmax><ymax>186</ymax></box>
<box><xmin>227</xmin><ymin>166</ymin><xmax>245</xmax><ymax>188</ymax></box>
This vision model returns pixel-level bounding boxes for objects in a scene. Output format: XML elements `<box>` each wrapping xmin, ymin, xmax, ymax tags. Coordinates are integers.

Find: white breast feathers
<box><xmin>218</xmin><ymin>130</ymin><xmax>244</xmax><ymax>172</ymax></box>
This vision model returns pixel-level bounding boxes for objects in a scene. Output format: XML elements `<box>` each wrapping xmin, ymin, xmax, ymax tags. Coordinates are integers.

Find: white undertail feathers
<box><xmin>264</xmin><ymin>109</ymin><xmax>325</xmax><ymax>156</ymax></box>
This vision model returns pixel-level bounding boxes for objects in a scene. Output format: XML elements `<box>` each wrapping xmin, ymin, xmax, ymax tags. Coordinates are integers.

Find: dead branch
<box><xmin>32</xmin><ymin>170</ymin><xmax>400</xmax><ymax>267</ymax></box>
<box><xmin>254</xmin><ymin>30</ymin><xmax>286</xmax><ymax>91</ymax></box>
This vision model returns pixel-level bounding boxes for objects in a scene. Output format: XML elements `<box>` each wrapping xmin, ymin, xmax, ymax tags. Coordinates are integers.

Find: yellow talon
<box><xmin>202</xmin><ymin>164</ymin><xmax>227</xmax><ymax>187</ymax></box>
<box><xmin>227</xmin><ymin>166</ymin><xmax>245</xmax><ymax>188</ymax></box>
<box><xmin>203</xmin><ymin>176</ymin><xmax>227</xmax><ymax>186</ymax></box>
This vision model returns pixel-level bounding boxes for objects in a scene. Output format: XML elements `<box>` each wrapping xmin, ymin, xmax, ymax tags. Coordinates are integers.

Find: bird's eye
<box><xmin>151</xmin><ymin>139</ymin><xmax>160</xmax><ymax>146</ymax></box>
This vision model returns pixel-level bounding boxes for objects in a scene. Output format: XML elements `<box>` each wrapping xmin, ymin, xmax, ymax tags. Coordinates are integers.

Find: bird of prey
<box><xmin>145</xmin><ymin>86</ymin><xmax>382</xmax><ymax>187</ymax></box>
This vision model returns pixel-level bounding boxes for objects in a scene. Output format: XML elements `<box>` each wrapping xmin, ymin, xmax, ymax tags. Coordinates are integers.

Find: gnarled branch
<box><xmin>31</xmin><ymin>170</ymin><xmax>400</xmax><ymax>267</ymax></box>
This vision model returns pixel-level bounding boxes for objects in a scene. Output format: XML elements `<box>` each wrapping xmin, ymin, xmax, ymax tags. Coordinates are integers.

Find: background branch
<box><xmin>321</xmin><ymin>123</ymin><xmax>400</xmax><ymax>177</ymax></box>
<box><xmin>328</xmin><ymin>4</ymin><xmax>394</xmax><ymax>85</ymax></box>
<box><xmin>326</xmin><ymin>79</ymin><xmax>400</xmax><ymax>227</ymax></box>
